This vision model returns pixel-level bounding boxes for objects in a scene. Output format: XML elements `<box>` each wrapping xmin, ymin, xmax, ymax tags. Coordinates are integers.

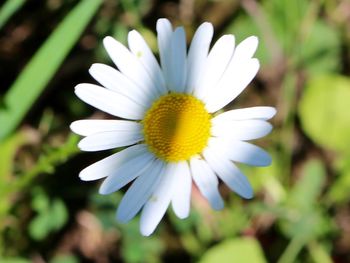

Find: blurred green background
<box><xmin>1</xmin><ymin>0</ymin><xmax>350</xmax><ymax>262</ymax></box>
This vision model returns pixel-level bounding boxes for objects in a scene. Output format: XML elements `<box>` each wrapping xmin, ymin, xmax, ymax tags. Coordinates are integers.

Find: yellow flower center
<box><xmin>143</xmin><ymin>93</ymin><xmax>211</xmax><ymax>162</ymax></box>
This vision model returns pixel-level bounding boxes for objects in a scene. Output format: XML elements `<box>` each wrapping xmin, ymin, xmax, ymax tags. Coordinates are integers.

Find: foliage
<box><xmin>0</xmin><ymin>0</ymin><xmax>102</xmax><ymax>140</ymax></box>
<box><xmin>299</xmin><ymin>74</ymin><xmax>350</xmax><ymax>154</ymax></box>
<box><xmin>199</xmin><ymin>237</ymin><xmax>267</xmax><ymax>263</ymax></box>
<box><xmin>0</xmin><ymin>0</ymin><xmax>349</xmax><ymax>262</ymax></box>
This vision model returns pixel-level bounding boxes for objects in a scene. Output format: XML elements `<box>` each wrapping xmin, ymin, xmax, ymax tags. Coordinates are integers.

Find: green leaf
<box><xmin>29</xmin><ymin>190</ymin><xmax>68</xmax><ymax>240</ymax></box>
<box><xmin>298</xmin><ymin>75</ymin><xmax>350</xmax><ymax>153</ymax></box>
<box><xmin>226</xmin><ymin>0</ymin><xmax>340</xmax><ymax>75</ymax></box>
<box><xmin>327</xmin><ymin>156</ymin><xmax>350</xmax><ymax>204</ymax></box>
<box><xmin>297</xmin><ymin>20</ymin><xmax>340</xmax><ymax>75</ymax></box>
<box><xmin>0</xmin><ymin>0</ymin><xmax>26</xmax><ymax>30</ymax></box>
<box><xmin>29</xmin><ymin>211</ymin><xmax>53</xmax><ymax>240</ymax></box>
<box><xmin>50</xmin><ymin>199</ymin><xmax>68</xmax><ymax>231</ymax></box>
<box><xmin>122</xmin><ymin>232</ymin><xmax>163</xmax><ymax>263</ymax></box>
<box><xmin>199</xmin><ymin>238</ymin><xmax>267</xmax><ymax>263</ymax></box>
<box><xmin>307</xmin><ymin>241</ymin><xmax>333</xmax><ymax>263</ymax></box>
<box><xmin>279</xmin><ymin>160</ymin><xmax>331</xmax><ymax>242</ymax></box>
<box><xmin>279</xmin><ymin>209</ymin><xmax>331</xmax><ymax>242</ymax></box>
<box><xmin>288</xmin><ymin>159</ymin><xmax>326</xmax><ymax>211</ymax></box>
<box><xmin>264</xmin><ymin>0</ymin><xmax>309</xmax><ymax>52</ymax></box>
<box><xmin>0</xmin><ymin>0</ymin><xmax>102</xmax><ymax>141</ymax></box>
<box><xmin>31</xmin><ymin>189</ymin><xmax>50</xmax><ymax>212</ymax></box>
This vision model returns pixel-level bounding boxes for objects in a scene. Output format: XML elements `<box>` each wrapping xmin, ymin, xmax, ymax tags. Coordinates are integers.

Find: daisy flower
<box><xmin>71</xmin><ymin>18</ymin><xmax>276</xmax><ymax>236</ymax></box>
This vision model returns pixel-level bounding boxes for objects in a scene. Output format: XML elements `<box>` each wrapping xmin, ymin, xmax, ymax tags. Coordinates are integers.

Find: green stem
<box><xmin>277</xmin><ymin>237</ymin><xmax>305</xmax><ymax>263</ymax></box>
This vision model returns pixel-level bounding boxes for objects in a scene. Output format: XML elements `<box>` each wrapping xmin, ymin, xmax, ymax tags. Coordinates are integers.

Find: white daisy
<box><xmin>71</xmin><ymin>18</ymin><xmax>276</xmax><ymax>236</ymax></box>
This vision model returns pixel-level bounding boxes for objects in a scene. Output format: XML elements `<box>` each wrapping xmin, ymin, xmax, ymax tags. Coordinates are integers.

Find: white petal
<box><xmin>205</xmin><ymin>58</ymin><xmax>260</xmax><ymax>112</ymax></box>
<box><xmin>190</xmin><ymin>156</ymin><xmax>224</xmax><ymax>210</ymax></box>
<box><xmin>195</xmin><ymin>34</ymin><xmax>235</xmax><ymax>100</ymax></box>
<box><xmin>209</xmin><ymin>138</ymin><xmax>272</xmax><ymax>167</ymax></box>
<box><xmin>156</xmin><ymin>18</ymin><xmax>173</xmax><ymax>91</ymax></box>
<box><xmin>99</xmin><ymin>151</ymin><xmax>154</xmax><ymax>194</ymax></box>
<box><xmin>89</xmin><ymin>63</ymin><xmax>155</xmax><ymax>107</ymax></box>
<box><xmin>140</xmin><ymin>163</ymin><xmax>178</xmax><ymax>236</ymax></box>
<box><xmin>127</xmin><ymin>30</ymin><xmax>167</xmax><ymax>95</ymax></box>
<box><xmin>171</xmin><ymin>162</ymin><xmax>192</xmax><ymax>219</ymax></box>
<box><xmin>203</xmin><ymin>146</ymin><xmax>253</xmax><ymax>199</ymax></box>
<box><xmin>70</xmin><ymin>119</ymin><xmax>141</xmax><ymax>136</ymax></box>
<box><xmin>211</xmin><ymin>119</ymin><xmax>272</xmax><ymax>140</ymax></box>
<box><xmin>103</xmin><ymin>36</ymin><xmax>160</xmax><ymax>98</ymax></box>
<box><xmin>74</xmin><ymin>83</ymin><xmax>145</xmax><ymax>120</ymax></box>
<box><xmin>168</xmin><ymin>27</ymin><xmax>187</xmax><ymax>92</ymax></box>
<box><xmin>79</xmin><ymin>144</ymin><xmax>147</xmax><ymax>181</ymax></box>
<box><xmin>116</xmin><ymin>159</ymin><xmax>165</xmax><ymax>223</ymax></box>
<box><xmin>203</xmin><ymin>36</ymin><xmax>259</xmax><ymax>112</ymax></box>
<box><xmin>212</xmin><ymin>107</ymin><xmax>277</xmax><ymax>123</ymax></box>
<box><xmin>232</xmin><ymin>36</ymin><xmax>258</xmax><ymax>61</ymax></box>
<box><xmin>78</xmin><ymin>129</ymin><xmax>143</xmax><ymax>151</ymax></box>
<box><xmin>185</xmin><ymin>22</ymin><xmax>213</xmax><ymax>94</ymax></box>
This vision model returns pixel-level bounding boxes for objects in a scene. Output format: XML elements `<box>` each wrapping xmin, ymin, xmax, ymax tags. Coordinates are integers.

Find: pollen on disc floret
<box><xmin>143</xmin><ymin>93</ymin><xmax>211</xmax><ymax>162</ymax></box>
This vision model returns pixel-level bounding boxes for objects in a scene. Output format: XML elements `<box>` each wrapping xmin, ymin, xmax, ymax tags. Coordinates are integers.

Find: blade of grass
<box><xmin>0</xmin><ymin>0</ymin><xmax>26</xmax><ymax>30</ymax></box>
<box><xmin>277</xmin><ymin>236</ymin><xmax>305</xmax><ymax>263</ymax></box>
<box><xmin>0</xmin><ymin>0</ymin><xmax>102</xmax><ymax>141</ymax></box>
<box><xmin>307</xmin><ymin>241</ymin><xmax>333</xmax><ymax>263</ymax></box>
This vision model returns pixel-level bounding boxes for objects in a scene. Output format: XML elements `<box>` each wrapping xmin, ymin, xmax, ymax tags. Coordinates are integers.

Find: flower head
<box><xmin>71</xmin><ymin>18</ymin><xmax>276</xmax><ymax>236</ymax></box>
